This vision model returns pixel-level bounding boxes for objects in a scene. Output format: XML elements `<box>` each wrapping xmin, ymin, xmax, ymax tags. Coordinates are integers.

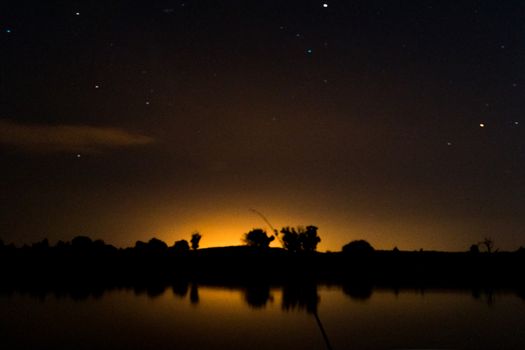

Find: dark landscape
<box><xmin>2</xmin><ymin>234</ymin><xmax>524</xmax><ymax>295</ymax></box>
<box><xmin>2</xmin><ymin>1</ymin><xmax>525</xmax><ymax>349</ymax></box>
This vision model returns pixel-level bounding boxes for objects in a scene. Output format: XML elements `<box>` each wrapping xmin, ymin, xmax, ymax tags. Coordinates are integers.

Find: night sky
<box><xmin>1</xmin><ymin>1</ymin><xmax>524</xmax><ymax>251</ymax></box>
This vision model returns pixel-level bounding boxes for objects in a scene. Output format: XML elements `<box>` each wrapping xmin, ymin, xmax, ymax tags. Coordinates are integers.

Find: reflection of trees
<box><xmin>172</xmin><ymin>280</ymin><xmax>189</xmax><ymax>298</ymax></box>
<box><xmin>282</xmin><ymin>283</ymin><xmax>319</xmax><ymax>314</ymax></box>
<box><xmin>516</xmin><ymin>289</ymin><xmax>525</xmax><ymax>301</ymax></box>
<box><xmin>190</xmin><ymin>283</ymin><xmax>199</xmax><ymax>304</ymax></box>
<box><xmin>244</xmin><ymin>284</ymin><xmax>273</xmax><ymax>309</ymax></box>
<box><xmin>281</xmin><ymin>283</ymin><xmax>333</xmax><ymax>350</ymax></box>
<box><xmin>342</xmin><ymin>283</ymin><xmax>373</xmax><ymax>301</ymax></box>
<box><xmin>146</xmin><ymin>284</ymin><xmax>166</xmax><ymax>298</ymax></box>
<box><xmin>471</xmin><ymin>288</ymin><xmax>495</xmax><ymax>306</ymax></box>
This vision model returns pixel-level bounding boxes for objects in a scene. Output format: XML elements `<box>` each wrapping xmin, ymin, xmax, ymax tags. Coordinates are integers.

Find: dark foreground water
<box><xmin>1</xmin><ymin>285</ymin><xmax>524</xmax><ymax>349</ymax></box>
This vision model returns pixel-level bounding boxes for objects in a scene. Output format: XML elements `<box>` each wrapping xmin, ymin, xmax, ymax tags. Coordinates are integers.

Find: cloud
<box><xmin>0</xmin><ymin>119</ymin><xmax>155</xmax><ymax>153</ymax></box>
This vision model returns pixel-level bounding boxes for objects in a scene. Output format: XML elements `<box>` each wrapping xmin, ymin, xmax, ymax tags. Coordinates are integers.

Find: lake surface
<box><xmin>1</xmin><ymin>285</ymin><xmax>524</xmax><ymax>349</ymax></box>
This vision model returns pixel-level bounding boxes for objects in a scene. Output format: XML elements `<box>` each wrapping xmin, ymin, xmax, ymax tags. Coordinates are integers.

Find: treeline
<box><xmin>1</xmin><ymin>234</ymin><xmax>525</xmax><ymax>288</ymax></box>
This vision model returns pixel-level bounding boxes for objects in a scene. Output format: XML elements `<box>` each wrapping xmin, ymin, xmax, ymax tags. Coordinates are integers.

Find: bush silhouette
<box><xmin>72</xmin><ymin>236</ymin><xmax>93</xmax><ymax>249</ymax></box>
<box><xmin>342</xmin><ymin>240</ymin><xmax>375</xmax><ymax>255</ymax></box>
<box><xmin>470</xmin><ymin>244</ymin><xmax>480</xmax><ymax>254</ymax></box>
<box><xmin>173</xmin><ymin>240</ymin><xmax>190</xmax><ymax>252</ymax></box>
<box><xmin>243</xmin><ymin>229</ymin><xmax>274</xmax><ymax>248</ymax></box>
<box><xmin>148</xmin><ymin>238</ymin><xmax>168</xmax><ymax>250</ymax></box>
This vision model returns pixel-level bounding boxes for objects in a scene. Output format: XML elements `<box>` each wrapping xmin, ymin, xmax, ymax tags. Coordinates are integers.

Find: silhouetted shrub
<box><xmin>342</xmin><ymin>240</ymin><xmax>375</xmax><ymax>255</ymax></box>
<box><xmin>32</xmin><ymin>238</ymin><xmax>49</xmax><ymax>250</ymax></box>
<box><xmin>72</xmin><ymin>236</ymin><xmax>93</xmax><ymax>249</ymax></box>
<box><xmin>173</xmin><ymin>239</ymin><xmax>190</xmax><ymax>252</ymax></box>
<box><xmin>135</xmin><ymin>240</ymin><xmax>148</xmax><ymax>250</ymax></box>
<box><xmin>190</xmin><ymin>232</ymin><xmax>202</xmax><ymax>250</ymax></box>
<box><xmin>93</xmin><ymin>239</ymin><xmax>105</xmax><ymax>248</ymax></box>
<box><xmin>55</xmin><ymin>240</ymin><xmax>69</xmax><ymax>250</ymax></box>
<box><xmin>469</xmin><ymin>244</ymin><xmax>480</xmax><ymax>254</ymax></box>
<box><xmin>148</xmin><ymin>238</ymin><xmax>168</xmax><ymax>250</ymax></box>
<box><xmin>243</xmin><ymin>229</ymin><xmax>274</xmax><ymax>248</ymax></box>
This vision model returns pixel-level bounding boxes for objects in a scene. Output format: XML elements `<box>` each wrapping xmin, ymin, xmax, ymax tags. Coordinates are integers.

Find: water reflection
<box><xmin>282</xmin><ymin>283</ymin><xmax>319</xmax><ymax>314</ymax></box>
<box><xmin>2</xmin><ymin>282</ymin><xmax>525</xmax><ymax>306</ymax></box>
<box><xmin>244</xmin><ymin>284</ymin><xmax>273</xmax><ymax>309</ymax></box>
<box><xmin>1</xmin><ymin>283</ymin><xmax>525</xmax><ymax>350</ymax></box>
<box><xmin>172</xmin><ymin>280</ymin><xmax>189</xmax><ymax>298</ymax></box>
<box><xmin>190</xmin><ymin>283</ymin><xmax>199</xmax><ymax>304</ymax></box>
<box><xmin>342</xmin><ymin>283</ymin><xmax>373</xmax><ymax>301</ymax></box>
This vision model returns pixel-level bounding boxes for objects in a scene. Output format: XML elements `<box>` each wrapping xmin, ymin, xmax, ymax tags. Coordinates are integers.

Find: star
<box><xmin>479</xmin><ymin>123</ymin><xmax>485</xmax><ymax>128</ymax></box>
<box><xmin>323</xmin><ymin>3</ymin><xmax>328</xmax><ymax>8</ymax></box>
<box><xmin>514</xmin><ymin>121</ymin><xmax>519</xmax><ymax>126</ymax></box>
<box><xmin>446</xmin><ymin>142</ymin><xmax>453</xmax><ymax>146</ymax></box>
<box><xmin>75</xmin><ymin>12</ymin><xmax>80</xmax><ymax>16</ymax></box>
<box><xmin>306</xmin><ymin>48</ymin><xmax>313</xmax><ymax>54</ymax></box>
<box><xmin>145</xmin><ymin>101</ymin><xmax>151</xmax><ymax>105</ymax></box>
<box><xmin>94</xmin><ymin>84</ymin><xmax>100</xmax><ymax>89</ymax></box>
<box><xmin>5</xmin><ymin>28</ymin><xmax>12</xmax><ymax>33</ymax></box>
<box><xmin>76</xmin><ymin>154</ymin><xmax>82</xmax><ymax>158</ymax></box>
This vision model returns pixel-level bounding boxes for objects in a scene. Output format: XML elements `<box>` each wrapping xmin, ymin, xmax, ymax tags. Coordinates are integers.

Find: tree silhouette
<box><xmin>301</xmin><ymin>225</ymin><xmax>321</xmax><ymax>252</ymax></box>
<box><xmin>469</xmin><ymin>244</ymin><xmax>480</xmax><ymax>254</ymax></box>
<box><xmin>190</xmin><ymin>232</ymin><xmax>202</xmax><ymax>250</ymax></box>
<box><xmin>243</xmin><ymin>228</ymin><xmax>274</xmax><ymax>248</ymax></box>
<box><xmin>281</xmin><ymin>227</ymin><xmax>301</xmax><ymax>252</ymax></box>
<box><xmin>280</xmin><ymin>226</ymin><xmax>321</xmax><ymax>252</ymax></box>
<box><xmin>481</xmin><ymin>237</ymin><xmax>494</xmax><ymax>253</ymax></box>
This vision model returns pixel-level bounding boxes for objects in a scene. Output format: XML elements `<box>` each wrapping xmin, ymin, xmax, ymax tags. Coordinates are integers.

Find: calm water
<box><xmin>1</xmin><ymin>285</ymin><xmax>524</xmax><ymax>349</ymax></box>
